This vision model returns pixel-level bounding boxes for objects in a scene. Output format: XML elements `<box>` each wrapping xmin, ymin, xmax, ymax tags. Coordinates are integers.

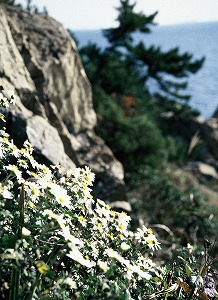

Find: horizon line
<box><xmin>71</xmin><ymin>19</ymin><xmax>218</xmax><ymax>32</ymax></box>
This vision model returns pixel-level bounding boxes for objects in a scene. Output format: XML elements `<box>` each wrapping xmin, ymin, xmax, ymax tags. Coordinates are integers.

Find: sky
<box><xmin>17</xmin><ymin>0</ymin><xmax>218</xmax><ymax>30</ymax></box>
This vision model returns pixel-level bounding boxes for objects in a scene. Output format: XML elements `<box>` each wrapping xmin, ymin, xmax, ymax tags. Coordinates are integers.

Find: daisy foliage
<box><xmin>0</xmin><ymin>87</ymin><xmax>163</xmax><ymax>299</ymax></box>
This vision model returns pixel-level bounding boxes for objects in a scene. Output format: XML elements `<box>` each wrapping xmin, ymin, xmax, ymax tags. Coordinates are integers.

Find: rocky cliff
<box><xmin>0</xmin><ymin>4</ymin><xmax>127</xmax><ymax>206</ymax></box>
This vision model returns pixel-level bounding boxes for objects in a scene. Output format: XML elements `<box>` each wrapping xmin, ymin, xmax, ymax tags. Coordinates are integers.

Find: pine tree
<box><xmin>77</xmin><ymin>0</ymin><xmax>206</xmax><ymax>172</ymax></box>
<box><xmin>80</xmin><ymin>0</ymin><xmax>204</xmax><ymax>104</ymax></box>
<box><xmin>103</xmin><ymin>0</ymin><xmax>157</xmax><ymax>49</ymax></box>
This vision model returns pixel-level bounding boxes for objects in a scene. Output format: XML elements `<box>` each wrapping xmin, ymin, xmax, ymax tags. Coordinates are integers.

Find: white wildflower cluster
<box><xmin>0</xmin><ymin>87</ymin><xmax>16</xmax><ymax>122</ymax></box>
<box><xmin>135</xmin><ymin>225</ymin><xmax>161</xmax><ymax>251</ymax></box>
<box><xmin>0</xmin><ymin>87</ymin><xmax>16</xmax><ymax>107</ymax></box>
<box><xmin>0</xmin><ymin>87</ymin><xmax>163</xmax><ymax>299</ymax></box>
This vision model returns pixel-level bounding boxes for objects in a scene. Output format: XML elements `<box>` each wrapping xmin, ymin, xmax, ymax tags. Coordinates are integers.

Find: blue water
<box><xmin>74</xmin><ymin>22</ymin><xmax>218</xmax><ymax>119</ymax></box>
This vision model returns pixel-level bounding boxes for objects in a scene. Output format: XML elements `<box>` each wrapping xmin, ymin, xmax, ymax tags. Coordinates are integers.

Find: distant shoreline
<box><xmin>71</xmin><ymin>20</ymin><xmax>218</xmax><ymax>32</ymax></box>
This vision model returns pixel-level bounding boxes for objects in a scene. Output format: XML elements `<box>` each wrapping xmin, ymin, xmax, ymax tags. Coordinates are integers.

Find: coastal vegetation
<box><xmin>77</xmin><ymin>0</ymin><xmax>217</xmax><ymax>251</ymax></box>
<box><xmin>0</xmin><ymin>0</ymin><xmax>217</xmax><ymax>298</ymax></box>
<box><xmin>0</xmin><ymin>89</ymin><xmax>217</xmax><ymax>299</ymax></box>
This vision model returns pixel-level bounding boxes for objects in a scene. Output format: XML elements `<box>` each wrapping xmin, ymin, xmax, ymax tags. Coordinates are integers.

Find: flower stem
<box><xmin>9</xmin><ymin>264</ymin><xmax>20</xmax><ymax>300</ymax></box>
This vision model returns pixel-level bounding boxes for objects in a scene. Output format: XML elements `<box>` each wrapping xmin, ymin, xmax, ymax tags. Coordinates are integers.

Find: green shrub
<box><xmin>94</xmin><ymin>89</ymin><xmax>184</xmax><ymax>172</ymax></box>
<box><xmin>128</xmin><ymin>165</ymin><xmax>218</xmax><ymax>259</ymax></box>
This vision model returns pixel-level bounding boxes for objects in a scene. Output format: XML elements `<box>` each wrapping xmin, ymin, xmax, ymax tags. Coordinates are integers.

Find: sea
<box><xmin>74</xmin><ymin>22</ymin><xmax>218</xmax><ymax>120</ymax></box>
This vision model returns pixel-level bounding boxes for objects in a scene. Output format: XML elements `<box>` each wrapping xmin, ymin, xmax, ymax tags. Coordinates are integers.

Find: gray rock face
<box><xmin>3</xmin><ymin>4</ymin><xmax>96</xmax><ymax>131</ymax></box>
<box><xmin>187</xmin><ymin>162</ymin><xmax>218</xmax><ymax>180</ymax></box>
<box><xmin>0</xmin><ymin>4</ymin><xmax>126</xmax><ymax>203</ymax></box>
